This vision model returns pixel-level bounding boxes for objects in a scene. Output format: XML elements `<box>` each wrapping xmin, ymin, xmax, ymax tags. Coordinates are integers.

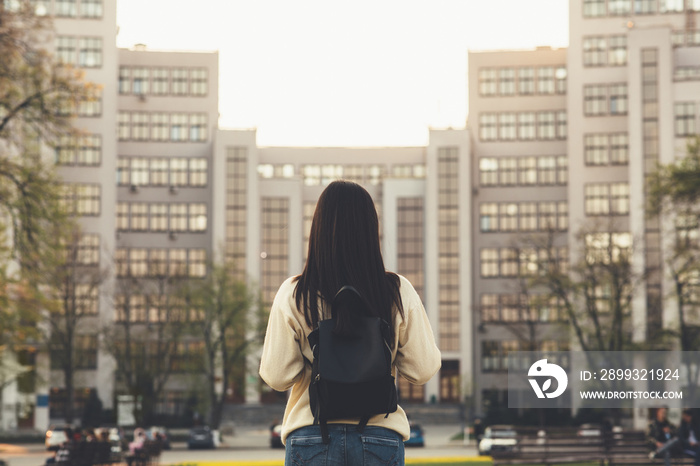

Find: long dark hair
<box><xmin>294</xmin><ymin>180</ymin><xmax>403</xmax><ymax>343</ymax></box>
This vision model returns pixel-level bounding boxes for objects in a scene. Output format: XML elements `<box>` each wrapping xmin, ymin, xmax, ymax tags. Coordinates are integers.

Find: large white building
<box><xmin>2</xmin><ymin>0</ymin><xmax>700</xmax><ymax>432</ymax></box>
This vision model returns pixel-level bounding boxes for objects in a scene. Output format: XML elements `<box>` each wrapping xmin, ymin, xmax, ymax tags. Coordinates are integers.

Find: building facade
<box><xmin>4</xmin><ymin>0</ymin><xmax>700</xmax><ymax>432</ymax></box>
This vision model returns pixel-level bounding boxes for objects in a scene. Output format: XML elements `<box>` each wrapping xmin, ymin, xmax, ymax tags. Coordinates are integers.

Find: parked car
<box><xmin>270</xmin><ymin>424</ymin><xmax>283</xmax><ymax>449</ymax></box>
<box><xmin>187</xmin><ymin>426</ymin><xmax>216</xmax><ymax>449</ymax></box>
<box><xmin>478</xmin><ymin>425</ymin><xmax>518</xmax><ymax>456</ymax></box>
<box><xmin>404</xmin><ymin>423</ymin><xmax>425</xmax><ymax>447</ymax></box>
<box><xmin>147</xmin><ymin>426</ymin><xmax>172</xmax><ymax>449</ymax></box>
<box><xmin>45</xmin><ymin>425</ymin><xmax>70</xmax><ymax>451</ymax></box>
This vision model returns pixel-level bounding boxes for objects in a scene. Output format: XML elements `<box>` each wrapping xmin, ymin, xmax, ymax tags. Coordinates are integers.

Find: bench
<box><xmin>492</xmin><ymin>431</ymin><xmax>699</xmax><ymax>466</ymax></box>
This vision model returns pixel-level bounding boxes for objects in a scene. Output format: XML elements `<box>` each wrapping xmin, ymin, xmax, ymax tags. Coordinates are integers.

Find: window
<box><xmin>77</xmin><ymin>91</ymin><xmax>102</xmax><ymax>117</ymax></box>
<box><xmin>77</xmin><ymin>234</ymin><xmax>100</xmax><ymax>265</ymax></box>
<box><xmin>189</xmin><ymin>250</ymin><xmax>207</xmax><ymax>277</ymax></box>
<box><xmin>189</xmin><ymin>204</ymin><xmax>207</xmax><ymax>232</ymax></box>
<box><xmin>170</xmin><ymin>204</ymin><xmax>188</xmax><ymax>232</ymax></box>
<box><xmin>557</xmin><ymin>155</ymin><xmax>568</xmax><ymax>184</ymax></box>
<box><xmin>537</xmin><ymin>67</ymin><xmax>555</xmax><ymax>94</ymax></box>
<box><xmin>557</xmin><ymin>202</ymin><xmax>569</xmax><ymax>231</ymax></box>
<box><xmin>368</xmin><ymin>165</ymin><xmax>386</xmax><ymax>186</ymax></box>
<box><xmin>131</xmin><ymin>112</ymin><xmax>149</xmax><ymax>141</ymax></box>
<box><xmin>479</xmin><ymin>113</ymin><xmax>497</xmax><ymax>141</ymax></box>
<box><xmin>56</xmin><ymin>134</ymin><xmax>101</xmax><ymax>166</ymax></box>
<box><xmin>585</xmin><ymin>134</ymin><xmax>609</xmax><ymax>165</ymax></box>
<box><xmin>675</xmin><ymin>102</ymin><xmax>696</xmax><ymax>136</ymax></box>
<box><xmin>78</xmin><ymin>37</ymin><xmax>102</xmax><ymax>68</ymax></box>
<box><xmin>609</xmin><ymin>0</ymin><xmax>632</xmax><ymax>14</ymax></box>
<box><xmin>191</xmin><ymin>69</ymin><xmax>208</xmax><ymax>96</ymax></box>
<box><xmin>583</xmin><ymin>36</ymin><xmax>606</xmax><ymax>66</ymax></box>
<box><xmin>519</xmin><ymin>67</ymin><xmax>535</xmax><ymax>94</ymax></box>
<box><xmin>479</xmin><ymin>68</ymin><xmax>497</xmax><ymax>96</ymax></box>
<box><xmin>556</xmin><ymin>110</ymin><xmax>568</xmax><ymax>139</ymax></box>
<box><xmin>537</xmin><ymin>111</ymin><xmax>556</xmax><ymax>140</ymax></box>
<box><xmin>585</xmin><ymin>233</ymin><xmax>632</xmax><ymax>264</ymax></box>
<box><xmin>129</xmin><ymin>249</ymin><xmax>148</xmax><ymax>277</ymax></box>
<box><xmin>60</xmin><ymin>184</ymin><xmax>100</xmax><ymax>216</ymax></box>
<box><xmin>585</xmin><ymin>184</ymin><xmax>611</xmax><ymax>215</ymax></box>
<box><xmin>117</xmin><ymin>159</ymin><xmax>130</xmax><ymax>186</ymax></box>
<box><xmin>55</xmin><ymin>36</ymin><xmax>76</xmax><ymax>65</ymax></box>
<box><xmin>131</xmin><ymin>158</ymin><xmax>148</xmax><ymax>186</ymax></box>
<box><xmin>498</xmin><ymin>113</ymin><xmax>517</xmax><ymax>140</ymax></box>
<box><xmin>608</xmin><ymin>36</ymin><xmax>627</xmax><ymax>66</ymax></box>
<box><xmin>172</xmin><ymin>68</ymin><xmax>189</xmax><ymax>95</ymax></box>
<box><xmin>635</xmin><ymin>0</ymin><xmax>656</xmax><ymax>13</ymax></box>
<box><xmin>150</xmin><ymin>204</ymin><xmax>168</xmax><ymax>232</ymax></box>
<box><xmin>150</xmin><ymin>158</ymin><xmax>169</xmax><ymax>186</ymax></box>
<box><xmin>556</xmin><ymin>67</ymin><xmax>567</xmax><ymax>94</ymax></box>
<box><xmin>480</xmin><ymin>295</ymin><xmax>500</xmax><ymax>322</ymax></box>
<box><xmin>520</xmin><ymin>203</ymin><xmax>538</xmax><ymax>231</ymax></box>
<box><xmin>152</xmin><ymin>68</ymin><xmax>169</xmax><ymax>95</ymax></box>
<box><xmin>189</xmin><ymin>114</ymin><xmax>207</xmax><ymax>141</ymax></box>
<box><xmin>518</xmin><ymin>112</ymin><xmax>536</xmax><ymax>140</ymax></box>
<box><xmin>501</xmin><ymin>248</ymin><xmax>519</xmax><ymax>277</ymax></box>
<box><xmin>75</xmin><ymin>336</ymin><xmax>98</xmax><ymax>369</ymax></box>
<box><xmin>518</xmin><ymin>157</ymin><xmax>537</xmax><ymax>185</ymax></box>
<box><xmin>499</xmin><ymin>69</ymin><xmax>516</xmax><ymax>95</ymax></box>
<box><xmin>500</xmin><ymin>158</ymin><xmax>517</xmax><ymax>185</ymax></box>
<box><xmin>611</xmin><ymin>183</ymin><xmax>630</xmax><ymax>214</ymax></box>
<box><xmin>480</xmin><ymin>158</ymin><xmax>498</xmax><ymax>186</ymax></box>
<box><xmin>659</xmin><ymin>0</ymin><xmax>684</xmax><ymax>12</ymax></box>
<box><xmin>171</xmin><ymin>113</ymin><xmax>189</xmax><ymax>141</ymax></box>
<box><xmin>609</xmin><ymin>84</ymin><xmax>628</xmax><ymax>115</ymax></box>
<box><xmin>119</xmin><ymin>67</ymin><xmax>131</xmax><ymax>94</ymax></box>
<box><xmin>190</xmin><ymin>158</ymin><xmax>208</xmax><ymax>186</ymax></box>
<box><xmin>583</xmin><ymin>0</ymin><xmax>606</xmax><ymax>16</ymax></box>
<box><xmin>584</xmin><ymin>84</ymin><xmax>607</xmax><ymax>116</ymax></box>
<box><xmin>151</xmin><ymin>113</ymin><xmax>169</xmax><ymax>141</ymax></box>
<box><xmin>132</xmin><ymin>68</ymin><xmax>150</xmax><ymax>95</ymax></box>
<box><xmin>130</xmin><ymin>204</ymin><xmax>148</xmax><ymax>231</ymax></box>
<box><xmin>80</xmin><ymin>0</ymin><xmax>102</xmax><ymax>18</ymax></box>
<box><xmin>480</xmin><ymin>203</ymin><xmax>498</xmax><ymax>232</ymax></box>
<box><xmin>481</xmin><ymin>249</ymin><xmax>499</xmax><ymax>277</ymax></box>
<box><xmin>118</xmin><ymin>113</ymin><xmax>130</xmax><ymax>140</ymax></box>
<box><xmin>610</xmin><ymin>133</ymin><xmax>629</xmax><ymax>164</ymax></box>
<box><xmin>303</xmin><ymin>165</ymin><xmax>321</xmax><ymax>186</ymax></box>
<box><xmin>538</xmin><ymin>156</ymin><xmax>557</xmax><ymax>185</ymax></box>
<box><xmin>117</xmin><ymin>203</ymin><xmax>129</xmax><ymax>231</ymax></box>
<box><xmin>55</xmin><ymin>0</ymin><xmax>76</xmax><ymax>17</ymax></box>
<box><xmin>500</xmin><ymin>203</ymin><xmax>518</xmax><ymax>231</ymax></box>
<box><xmin>539</xmin><ymin>202</ymin><xmax>557</xmax><ymax>230</ymax></box>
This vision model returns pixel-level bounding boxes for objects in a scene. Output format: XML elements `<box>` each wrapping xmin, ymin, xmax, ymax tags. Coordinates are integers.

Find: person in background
<box><xmin>680</xmin><ymin>409</ymin><xmax>700</xmax><ymax>466</ymax></box>
<box><xmin>648</xmin><ymin>406</ymin><xmax>681</xmax><ymax>460</ymax></box>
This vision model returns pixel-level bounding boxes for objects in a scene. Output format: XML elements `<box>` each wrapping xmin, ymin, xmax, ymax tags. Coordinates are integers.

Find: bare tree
<box><xmin>182</xmin><ymin>257</ymin><xmax>263</xmax><ymax>428</ymax></box>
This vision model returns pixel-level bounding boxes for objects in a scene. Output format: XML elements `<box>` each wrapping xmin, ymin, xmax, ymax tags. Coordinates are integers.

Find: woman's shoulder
<box><xmin>393</xmin><ymin>273</ymin><xmax>421</xmax><ymax>304</ymax></box>
<box><xmin>274</xmin><ymin>275</ymin><xmax>300</xmax><ymax>300</ymax></box>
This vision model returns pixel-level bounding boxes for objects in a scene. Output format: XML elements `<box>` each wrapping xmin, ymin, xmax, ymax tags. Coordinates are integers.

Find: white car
<box><xmin>478</xmin><ymin>425</ymin><xmax>518</xmax><ymax>456</ymax></box>
<box><xmin>45</xmin><ymin>426</ymin><xmax>69</xmax><ymax>450</ymax></box>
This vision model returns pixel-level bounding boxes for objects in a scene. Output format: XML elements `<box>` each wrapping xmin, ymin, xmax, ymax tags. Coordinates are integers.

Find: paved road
<box><xmin>0</xmin><ymin>424</ymin><xmax>480</xmax><ymax>465</ymax></box>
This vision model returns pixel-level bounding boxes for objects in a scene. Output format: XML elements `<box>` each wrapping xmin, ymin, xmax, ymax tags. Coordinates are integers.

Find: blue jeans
<box><xmin>285</xmin><ymin>424</ymin><xmax>405</xmax><ymax>465</ymax></box>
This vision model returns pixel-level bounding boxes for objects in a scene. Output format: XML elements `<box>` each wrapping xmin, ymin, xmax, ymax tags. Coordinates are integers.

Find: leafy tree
<box><xmin>0</xmin><ymin>0</ymin><xmax>98</xmax><ymax>274</ymax></box>
<box><xmin>647</xmin><ymin>135</ymin><xmax>700</xmax><ymax>402</ymax></box>
<box><xmin>182</xmin><ymin>257</ymin><xmax>264</xmax><ymax>429</ymax></box>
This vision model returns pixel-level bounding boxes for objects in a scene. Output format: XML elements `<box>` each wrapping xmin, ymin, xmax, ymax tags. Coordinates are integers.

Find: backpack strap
<box><xmin>357</xmin><ymin>416</ymin><xmax>370</xmax><ymax>433</ymax></box>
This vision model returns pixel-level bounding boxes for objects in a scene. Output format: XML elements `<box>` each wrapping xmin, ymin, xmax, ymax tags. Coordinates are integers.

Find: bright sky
<box><xmin>116</xmin><ymin>0</ymin><xmax>569</xmax><ymax>147</ymax></box>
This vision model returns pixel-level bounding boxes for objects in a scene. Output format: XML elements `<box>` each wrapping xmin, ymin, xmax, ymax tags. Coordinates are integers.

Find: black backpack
<box><xmin>307</xmin><ymin>285</ymin><xmax>398</xmax><ymax>443</ymax></box>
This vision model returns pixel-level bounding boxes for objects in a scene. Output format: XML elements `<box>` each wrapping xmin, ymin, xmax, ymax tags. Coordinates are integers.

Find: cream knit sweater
<box><xmin>259</xmin><ymin>274</ymin><xmax>441</xmax><ymax>444</ymax></box>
